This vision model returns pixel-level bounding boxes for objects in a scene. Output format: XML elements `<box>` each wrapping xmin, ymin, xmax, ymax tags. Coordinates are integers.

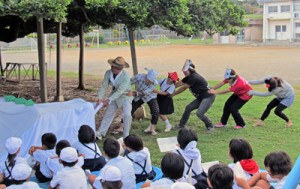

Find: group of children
<box><xmin>109</xmin><ymin>58</ymin><xmax>295</xmax><ymax>137</ymax></box>
<box><xmin>1</xmin><ymin>125</ymin><xmax>298</xmax><ymax>189</ymax></box>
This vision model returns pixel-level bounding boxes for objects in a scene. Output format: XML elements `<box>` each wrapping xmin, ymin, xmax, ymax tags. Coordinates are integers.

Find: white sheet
<box><xmin>0</xmin><ymin>98</ymin><xmax>96</xmax><ymax>161</ymax></box>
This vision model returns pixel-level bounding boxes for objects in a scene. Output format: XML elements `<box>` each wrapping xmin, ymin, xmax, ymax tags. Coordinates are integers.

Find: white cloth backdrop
<box><xmin>0</xmin><ymin>98</ymin><xmax>96</xmax><ymax>161</ymax></box>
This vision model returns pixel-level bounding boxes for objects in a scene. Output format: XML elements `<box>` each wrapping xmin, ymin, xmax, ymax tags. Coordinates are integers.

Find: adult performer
<box><xmin>172</xmin><ymin>59</ymin><xmax>215</xmax><ymax>131</ymax></box>
<box><xmin>95</xmin><ymin>56</ymin><xmax>133</xmax><ymax>140</ymax></box>
<box><xmin>209</xmin><ymin>68</ymin><xmax>252</xmax><ymax>129</ymax></box>
<box><xmin>248</xmin><ymin>76</ymin><xmax>294</xmax><ymax>128</ymax></box>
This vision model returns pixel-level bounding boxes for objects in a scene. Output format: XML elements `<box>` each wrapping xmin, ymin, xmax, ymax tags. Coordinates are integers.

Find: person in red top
<box><xmin>208</xmin><ymin>68</ymin><xmax>252</xmax><ymax>129</ymax></box>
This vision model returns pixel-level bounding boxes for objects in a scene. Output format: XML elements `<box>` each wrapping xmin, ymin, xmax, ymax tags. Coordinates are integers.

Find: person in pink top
<box><xmin>208</xmin><ymin>68</ymin><xmax>252</xmax><ymax>129</ymax></box>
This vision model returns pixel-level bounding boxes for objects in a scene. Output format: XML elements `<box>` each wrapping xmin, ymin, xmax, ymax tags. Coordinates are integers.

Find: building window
<box><xmin>294</xmin><ymin>4</ymin><xmax>300</xmax><ymax>11</ymax></box>
<box><xmin>281</xmin><ymin>5</ymin><xmax>290</xmax><ymax>12</ymax></box>
<box><xmin>220</xmin><ymin>31</ymin><xmax>229</xmax><ymax>36</ymax></box>
<box><xmin>276</xmin><ymin>25</ymin><xmax>287</xmax><ymax>32</ymax></box>
<box><xmin>296</xmin><ymin>33</ymin><xmax>300</xmax><ymax>38</ymax></box>
<box><xmin>268</xmin><ymin>6</ymin><xmax>278</xmax><ymax>13</ymax></box>
<box><xmin>296</xmin><ymin>23</ymin><xmax>300</xmax><ymax>27</ymax></box>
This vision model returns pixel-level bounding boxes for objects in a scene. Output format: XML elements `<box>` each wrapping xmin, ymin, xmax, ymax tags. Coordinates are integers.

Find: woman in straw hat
<box><xmin>95</xmin><ymin>56</ymin><xmax>133</xmax><ymax>140</ymax></box>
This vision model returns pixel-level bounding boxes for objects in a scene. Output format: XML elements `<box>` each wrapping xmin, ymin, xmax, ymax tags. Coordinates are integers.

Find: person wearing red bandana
<box><xmin>248</xmin><ymin>76</ymin><xmax>295</xmax><ymax>128</ymax></box>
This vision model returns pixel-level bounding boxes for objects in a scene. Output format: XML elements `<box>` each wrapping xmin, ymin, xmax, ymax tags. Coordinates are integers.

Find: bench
<box><xmin>4</xmin><ymin>62</ymin><xmax>47</xmax><ymax>82</ymax></box>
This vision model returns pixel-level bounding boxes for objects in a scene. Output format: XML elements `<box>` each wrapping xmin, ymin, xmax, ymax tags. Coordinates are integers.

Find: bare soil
<box><xmin>1</xmin><ymin>44</ymin><xmax>299</xmax><ymax>127</ymax></box>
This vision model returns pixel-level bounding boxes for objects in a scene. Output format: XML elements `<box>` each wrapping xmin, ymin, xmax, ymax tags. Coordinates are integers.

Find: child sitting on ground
<box><xmin>88</xmin><ymin>138</ymin><xmax>136</xmax><ymax>189</ymax></box>
<box><xmin>228</xmin><ymin>138</ymin><xmax>259</xmax><ymax>189</ymax></box>
<box><xmin>72</xmin><ymin>125</ymin><xmax>106</xmax><ymax>171</ymax></box>
<box><xmin>173</xmin><ymin>128</ymin><xmax>209</xmax><ymax>189</ymax></box>
<box><xmin>95</xmin><ymin>165</ymin><xmax>123</xmax><ymax>189</ymax></box>
<box><xmin>142</xmin><ymin>153</ymin><xmax>187</xmax><ymax>188</ymax></box>
<box><xmin>0</xmin><ymin>137</ymin><xmax>27</xmax><ymax>187</ymax></box>
<box><xmin>123</xmin><ymin>134</ymin><xmax>155</xmax><ymax>183</ymax></box>
<box><xmin>5</xmin><ymin>163</ymin><xmax>40</xmax><ymax>189</ymax></box>
<box><xmin>153</xmin><ymin>72</ymin><xmax>179</xmax><ymax>132</ymax></box>
<box><xmin>236</xmin><ymin>151</ymin><xmax>300</xmax><ymax>189</ymax></box>
<box><xmin>49</xmin><ymin>147</ymin><xmax>87</xmax><ymax>189</ymax></box>
<box><xmin>47</xmin><ymin>139</ymin><xmax>84</xmax><ymax>176</ymax></box>
<box><xmin>29</xmin><ymin>132</ymin><xmax>57</xmax><ymax>183</ymax></box>
<box><xmin>207</xmin><ymin>163</ymin><xmax>234</xmax><ymax>189</ymax></box>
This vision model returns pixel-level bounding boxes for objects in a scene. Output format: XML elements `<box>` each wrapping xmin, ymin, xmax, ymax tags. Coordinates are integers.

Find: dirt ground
<box><xmin>2</xmin><ymin>44</ymin><xmax>300</xmax><ymax>84</ymax></box>
<box><xmin>1</xmin><ymin>44</ymin><xmax>299</xmax><ymax>127</ymax></box>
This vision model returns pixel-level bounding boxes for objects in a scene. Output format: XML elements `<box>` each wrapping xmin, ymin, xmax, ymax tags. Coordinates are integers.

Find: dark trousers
<box><xmin>132</xmin><ymin>98</ymin><xmax>159</xmax><ymax>125</ymax></box>
<box><xmin>221</xmin><ymin>94</ymin><xmax>248</xmax><ymax>127</ymax></box>
<box><xmin>261</xmin><ymin>98</ymin><xmax>288</xmax><ymax>122</ymax></box>
<box><xmin>179</xmin><ymin>95</ymin><xmax>215</xmax><ymax>129</ymax></box>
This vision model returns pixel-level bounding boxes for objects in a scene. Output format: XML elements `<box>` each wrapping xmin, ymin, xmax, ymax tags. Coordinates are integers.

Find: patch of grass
<box><xmin>98</xmin><ymin>82</ymin><xmax>300</xmax><ymax>168</ymax></box>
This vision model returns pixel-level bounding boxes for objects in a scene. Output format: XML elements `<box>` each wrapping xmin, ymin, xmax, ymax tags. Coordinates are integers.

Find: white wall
<box><xmin>268</xmin><ymin>20</ymin><xmax>291</xmax><ymax>40</ymax></box>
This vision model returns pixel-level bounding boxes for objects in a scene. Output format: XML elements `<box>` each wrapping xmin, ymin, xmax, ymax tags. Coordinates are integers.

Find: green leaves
<box><xmin>1</xmin><ymin>0</ymin><xmax>72</xmax><ymax>21</ymax></box>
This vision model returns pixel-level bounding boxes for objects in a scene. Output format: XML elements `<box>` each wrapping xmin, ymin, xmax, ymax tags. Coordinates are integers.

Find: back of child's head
<box><xmin>123</xmin><ymin>134</ymin><xmax>143</xmax><ymax>152</ymax></box>
<box><xmin>264</xmin><ymin>151</ymin><xmax>292</xmax><ymax>176</ymax></box>
<box><xmin>5</xmin><ymin>137</ymin><xmax>22</xmax><ymax>166</ymax></box>
<box><xmin>41</xmin><ymin>132</ymin><xmax>57</xmax><ymax>149</ymax></box>
<box><xmin>177</xmin><ymin>128</ymin><xmax>198</xmax><ymax>150</ymax></box>
<box><xmin>208</xmin><ymin>164</ymin><xmax>234</xmax><ymax>189</ymax></box>
<box><xmin>78</xmin><ymin>125</ymin><xmax>96</xmax><ymax>144</ymax></box>
<box><xmin>229</xmin><ymin>138</ymin><xmax>253</xmax><ymax>163</ymax></box>
<box><xmin>103</xmin><ymin>138</ymin><xmax>120</xmax><ymax>159</ymax></box>
<box><xmin>11</xmin><ymin>163</ymin><xmax>32</xmax><ymax>185</ymax></box>
<box><xmin>161</xmin><ymin>153</ymin><xmax>184</xmax><ymax>180</ymax></box>
<box><xmin>59</xmin><ymin>147</ymin><xmax>78</xmax><ymax>167</ymax></box>
<box><xmin>98</xmin><ymin>165</ymin><xmax>123</xmax><ymax>189</ymax></box>
<box><xmin>56</xmin><ymin>139</ymin><xmax>71</xmax><ymax>156</ymax></box>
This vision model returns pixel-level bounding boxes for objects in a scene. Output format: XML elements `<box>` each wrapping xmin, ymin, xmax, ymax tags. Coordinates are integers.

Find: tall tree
<box><xmin>188</xmin><ymin>0</ymin><xmax>246</xmax><ymax>36</ymax></box>
<box><xmin>0</xmin><ymin>0</ymin><xmax>72</xmax><ymax>102</ymax></box>
<box><xmin>63</xmin><ymin>0</ymin><xmax>118</xmax><ymax>89</ymax></box>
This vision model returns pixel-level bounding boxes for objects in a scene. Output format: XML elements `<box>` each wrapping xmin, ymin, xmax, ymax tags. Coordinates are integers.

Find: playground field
<box><xmin>2</xmin><ymin>44</ymin><xmax>300</xmax><ymax>85</ymax></box>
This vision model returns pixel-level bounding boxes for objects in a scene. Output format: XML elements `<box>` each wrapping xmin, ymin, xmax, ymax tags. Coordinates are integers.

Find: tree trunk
<box><xmin>55</xmin><ymin>22</ymin><xmax>64</xmax><ymax>101</ymax></box>
<box><xmin>77</xmin><ymin>23</ymin><xmax>85</xmax><ymax>90</ymax></box>
<box><xmin>0</xmin><ymin>47</ymin><xmax>3</xmax><ymax>76</ymax></box>
<box><xmin>128</xmin><ymin>28</ymin><xmax>138</xmax><ymax>76</ymax></box>
<box><xmin>37</xmin><ymin>17</ymin><xmax>48</xmax><ymax>103</ymax></box>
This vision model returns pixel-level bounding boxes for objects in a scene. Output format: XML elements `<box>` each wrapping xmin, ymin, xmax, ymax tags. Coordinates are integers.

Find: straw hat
<box><xmin>107</xmin><ymin>56</ymin><xmax>129</xmax><ymax>68</ymax></box>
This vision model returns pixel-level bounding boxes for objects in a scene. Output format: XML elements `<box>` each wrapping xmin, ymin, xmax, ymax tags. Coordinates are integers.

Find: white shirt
<box><xmin>125</xmin><ymin>147</ymin><xmax>152</xmax><ymax>175</ymax></box>
<box><xmin>46</xmin><ymin>156</ymin><xmax>84</xmax><ymax>176</ymax></box>
<box><xmin>33</xmin><ymin>149</ymin><xmax>56</xmax><ymax>178</ymax></box>
<box><xmin>228</xmin><ymin>163</ymin><xmax>252</xmax><ymax>189</ymax></box>
<box><xmin>158</xmin><ymin>78</ymin><xmax>175</xmax><ymax>94</ymax></box>
<box><xmin>72</xmin><ymin>141</ymin><xmax>102</xmax><ymax>159</ymax></box>
<box><xmin>173</xmin><ymin>141</ymin><xmax>203</xmax><ymax>177</ymax></box>
<box><xmin>0</xmin><ymin>157</ymin><xmax>27</xmax><ymax>179</ymax></box>
<box><xmin>50</xmin><ymin>166</ymin><xmax>87</xmax><ymax>189</ymax></box>
<box><xmin>6</xmin><ymin>181</ymin><xmax>41</xmax><ymax>189</ymax></box>
<box><xmin>93</xmin><ymin>156</ymin><xmax>136</xmax><ymax>189</ymax></box>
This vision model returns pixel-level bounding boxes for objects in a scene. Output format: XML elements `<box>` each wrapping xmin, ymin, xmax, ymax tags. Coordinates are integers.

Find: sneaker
<box><xmin>253</xmin><ymin>120</ymin><xmax>264</xmax><ymax>127</ymax></box>
<box><xmin>95</xmin><ymin>131</ymin><xmax>103</xmax><ymax>140</ymax></box>
<box><xmin>174</xmin><ymin>124</ymin><xmax>184</xmax><ymax>129</ymax></box>
<box><xmin>214</xmin><ymin>122</ymin><xmax>226</xmax><ymax>128</ymax></box>
<box><xmin>144</xmin><ymin>125</ymin><xmax>152</xmax><ymax>133</ymax></box>
<box><xmin>150</xmin><ymin>130</ymin><xmax>158</xmax><ymax>136</ymax></box>
<box><xmin>234</xmin><ymin>125</ymin><xmax>246</xmax><ymax>129</ymax></box>
<box><xmin>96</xmin><ymin>135</ymin><xmax>102</xmax><ymax>141</ymax></box>
<box><xmin>207</xmin><ymin>127</ymin><xmax>214</xmax><ymax>132</ymax></box>
<box><xmin>285</xmin><ymin>120</ymin><xmax>293</xmax><ymax>128</ymax></box>
<box><xmin>164</xmin><ymin>124</ymin><xmax>172</xmax><ymax>132</ymax></box>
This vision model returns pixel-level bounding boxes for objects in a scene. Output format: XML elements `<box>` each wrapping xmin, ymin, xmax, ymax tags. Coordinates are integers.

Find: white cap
<box><xmin>182</xmin><ymin>59</ymin><xmax>194</xmax><ymax>72</ymax></box>
<box><xmin>224</xmin><ymin>68</ymin><xmax>236</xmax><ymax>79</ymax></box>
<box><xmin>12</xmin><ymin>163</ymin><xmax>32</xmax><ymax>181</ymax></box>
<box><xmin>171</xmin><ymin>182</ymin><xmax>195</xmax><ymax>189</ymax></box>
<box><xmin>97</xmin><ymin>166</ymin><xmax>122</xmax><ymax>182</ymax></box>
<box><xmin>5</xmin><ymin>137</ymin><xmax>22</xmax><ymax>154</ymax></box>
<box><xmin>145</xmin><ymin>68</ymin><xmax>158</xmax><ymax>85</ymax></box>
<box><xmin>60</xmin><ymin>147</ymin><xmax>78</xmax><ymax>163</ymax></box>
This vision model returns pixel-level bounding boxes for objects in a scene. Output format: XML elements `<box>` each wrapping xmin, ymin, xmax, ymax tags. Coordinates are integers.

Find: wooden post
<box><xmin>55</xmin><ymin>22</ymin><xmax>64</xmax><ymax>101</ymax></box>
<box><xmin>37</xmin><ymin>17</ymin><xmax>48</xmax><ymax>103</ymax></box>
